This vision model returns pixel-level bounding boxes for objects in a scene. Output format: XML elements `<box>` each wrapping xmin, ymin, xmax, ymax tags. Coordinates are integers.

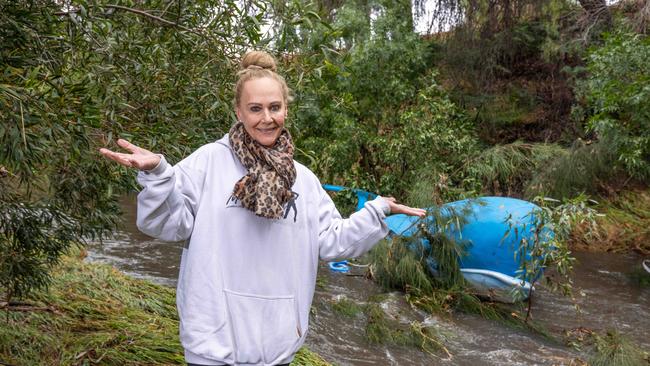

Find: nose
<box><xmin>262</xmin><ymin>108</ymin><xmax>273</xmax><ymax>123</ymax></box>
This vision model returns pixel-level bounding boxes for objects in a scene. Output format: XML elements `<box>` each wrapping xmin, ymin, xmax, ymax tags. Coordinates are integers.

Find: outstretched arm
<box><xmin>318</xmin><ymin>190</ymin><xmax>425</xmax><ymax>261</ymax></box>
<box><xmin>99</xmin><ymin>138</ymin><xmax>202</xmax><ymax>242</ymax></box>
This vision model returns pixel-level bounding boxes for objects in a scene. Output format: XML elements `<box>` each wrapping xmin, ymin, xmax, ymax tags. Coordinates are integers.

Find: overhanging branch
<box><xmin>55</xmin><ymin>4</ymin><xmax>204</xmax><ymax>37</ymax></box>
<box><xmin>103</xmin><ymin>4</ymin><xmax>193</xmax><ymax>32</ymax></box>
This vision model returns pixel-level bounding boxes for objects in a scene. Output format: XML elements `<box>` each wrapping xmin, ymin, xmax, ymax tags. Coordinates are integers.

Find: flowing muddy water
<box><xmin>87</xmin><ymin>196</ymin><xmax>649</xmax><ymax>365</ymax></box>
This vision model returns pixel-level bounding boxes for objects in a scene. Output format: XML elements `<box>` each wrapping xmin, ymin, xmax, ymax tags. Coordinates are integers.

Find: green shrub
<box><xmin>576</xmin><ymin>31</ymin><xmax>650</xmax><ymax>179</ymax></box>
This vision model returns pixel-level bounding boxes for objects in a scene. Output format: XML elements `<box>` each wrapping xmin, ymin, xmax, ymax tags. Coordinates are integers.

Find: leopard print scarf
<box><xmin>228</xmin><ymin>122</ymin><xmax>297</xmax><ymax>219</ymax></box>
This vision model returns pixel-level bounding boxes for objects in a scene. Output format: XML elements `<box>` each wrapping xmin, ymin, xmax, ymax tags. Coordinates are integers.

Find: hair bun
<box><xmin>240</xmin><ymin>51</ymin><xmax>277</xmax><ymax>72</ymax></box>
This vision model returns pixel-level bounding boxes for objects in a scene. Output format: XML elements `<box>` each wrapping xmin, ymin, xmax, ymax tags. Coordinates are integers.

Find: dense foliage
<box><xmin>2</xmin><ymin>2</ymin><xmax>649</xmax><ymax>366</ymax></box>
<box><xmin>0</xmin><ymin>0</ymin><xmax>259</xmax><ymax>301</ymax></box>
<box><xmin>1</xmin><ymin>1</ymin><xmax>119</xmax><ymax>302</ymax></box>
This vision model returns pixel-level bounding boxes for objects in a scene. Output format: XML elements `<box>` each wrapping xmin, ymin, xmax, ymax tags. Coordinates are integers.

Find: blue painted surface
<box><xmin>384</xmin><ymin>197</ymin><xmax>552</xmax><ymax>280</ymax></box>
<box><xmin>328</xmin><ymin>261</ymin><xmax>351</xmax><ymax>273</ymax></box>
<box><xmin>322</xmin><ymin>185</ymin><xmax>552</xmax><ymax>289</ymax></box>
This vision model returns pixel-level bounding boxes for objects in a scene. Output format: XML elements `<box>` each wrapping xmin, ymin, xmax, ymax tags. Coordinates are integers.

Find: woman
<box><xmin>100</xmin><ymin>51</ymin><xmax>425</xmax><ymax>366</ymax></box>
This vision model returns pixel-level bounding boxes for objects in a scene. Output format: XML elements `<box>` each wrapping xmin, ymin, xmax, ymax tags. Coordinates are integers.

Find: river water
<box><xmin>86</xmin><ymin>196</ymin><xmax>649</xmax><ymax>365</ymax></box>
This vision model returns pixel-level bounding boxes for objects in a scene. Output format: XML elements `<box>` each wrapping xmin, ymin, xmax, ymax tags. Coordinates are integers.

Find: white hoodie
<box><xmin>136</xmin><ymin>135</ymin><xmax>390</xmax><ymax>366</ymax></box>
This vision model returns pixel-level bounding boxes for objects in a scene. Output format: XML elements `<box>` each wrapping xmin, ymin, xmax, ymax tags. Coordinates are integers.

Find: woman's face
<box><xmin>236</xmin><ymin>77</ymin><xmax>287</xmax><ymax>147</ymax></box>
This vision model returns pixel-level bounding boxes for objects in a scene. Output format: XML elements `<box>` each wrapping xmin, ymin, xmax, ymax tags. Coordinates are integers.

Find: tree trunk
<box><xmin>317</xmin><ymin>0</ymin><xmax>346</xmax><ymax>19</ymax></box>
<box><xmin>578</xmin><ymin>0</ymin><xmax>612</xmax><ymax>27</ymax></box>
<box><xmin>635</xmin><ymin>0</ymin><xmax>650</xmax><ymax>33</ymax></box>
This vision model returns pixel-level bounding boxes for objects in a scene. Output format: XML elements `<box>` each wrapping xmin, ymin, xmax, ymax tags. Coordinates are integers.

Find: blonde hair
<box><xmin>234</xmin><ymin>51</ymin><xmax>291</xmax><ymax>108</ymax></box>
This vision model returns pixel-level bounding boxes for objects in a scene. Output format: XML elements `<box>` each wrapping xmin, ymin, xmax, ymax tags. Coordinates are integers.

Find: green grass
<box><xmin>527</xmin><ymin>140</ymin><xmax>620</xmax><ymax>200</ymax></box>
<box><xmin>368</xmin><ymin>202</ymin><xmax>476</xmax><ymax>295</ymax></box>
<box><xmin>369</xmin><ymin>238</ymin><xmax>436</xmax><ymax>295</ymax></box>
<box><xmin>327</xmin><ymin>291</ymin><xmax>452</xmax><ymax>358</ymax></box>
<box><xmin>0</xmin><ymin>251</ymin><xmax>330</xmax><ymax>366</ymax></box>
<box><xmin>331</xmin><ymin>297</ymin><xmax>363</xmax><ymax>318</ymax></box>
<box><xmin>292</xmin><ymin>348</ymin><xmax>331</xmax><ymax>366</ymax></box>
<box><xmin>588</xmin><ymin>331</ymin><xmax>648</xmax><ymax>366</ymax></box>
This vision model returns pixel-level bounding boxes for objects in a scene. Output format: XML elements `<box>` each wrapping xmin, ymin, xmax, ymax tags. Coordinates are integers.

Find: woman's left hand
<box><xmin>384</xmin><ymin>197</ymin><xmax>427</xmax><ymax>217</ymax></box>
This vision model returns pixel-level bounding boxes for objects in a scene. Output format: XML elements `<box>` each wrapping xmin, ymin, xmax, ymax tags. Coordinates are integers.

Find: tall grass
<box><xmin>392</xmin><ymin>138</ymin><xmax>631</xmax><ymax>211</ymax></box>
<box><xmin>588</xmin><ymin>331</ymin><xmax>648</xmax><ymax>366</ymax></box>
<box><xmin>368</xmin><ymin>200</ymin><xmax>475</xmax><ymax>294</ymax></box>
<box><xmin>417</xmin><ymin>139</ymin><xmax>626</xmax><ymax>201</ymax></box>
<box><xmin>1</xmin><ymin>251</ymin><xmax>183</xmax><ymax>365</ymax></box>
<box><xmin>369</xmin><ymin>237</ymin><xmax>436</xmax><ymax>295</ymax></box>
<box><xmin>527</xmin><ymin>140</ymin><xmax>620</xmax><ymax>199</ymax></box>
<box><xmin>571</xmin><ymin>190</ymin><xmax>650</xmax><ymax>255</ymax></box>
<box><xmin>465</xmin><ymin>141</ymin><xmax>566</xmax><ymax>198</ymax></box>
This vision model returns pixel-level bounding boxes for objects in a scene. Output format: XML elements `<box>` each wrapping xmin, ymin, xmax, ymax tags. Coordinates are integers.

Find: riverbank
<box><xmin>0</xmin><ymin>250</ymin><xmax>330</xmax><ymax>366</ymax></box>
<box><xmin>571</xmin><ymin>190</ymin><xmax>650</xmax><ymax>256</ymax></box>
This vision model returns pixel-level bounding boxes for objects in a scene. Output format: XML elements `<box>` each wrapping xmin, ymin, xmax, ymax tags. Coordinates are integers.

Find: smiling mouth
<box><xmin>256</xmin><ymin>126</ymin><xmax>278</xmax><ymax>134</ymax></box>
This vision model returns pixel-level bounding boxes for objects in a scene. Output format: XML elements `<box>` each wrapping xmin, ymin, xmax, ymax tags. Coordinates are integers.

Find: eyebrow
<box><xmin>246</xmin><ymin>101</ymin><xmax>283</xmax><ymax>106</ymax></box>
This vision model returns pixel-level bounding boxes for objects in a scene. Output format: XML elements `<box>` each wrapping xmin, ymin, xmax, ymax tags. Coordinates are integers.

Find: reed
<box><xmin>369</xmin><ymin>202</ymin><xmax>475</xmax><ymax>293</ymax></box>
<box><xmin>527</xmin><ymin>140</ymin><xmax>620</xmax><ymax>200</ymax></box>
<box><xmin>369</xmin><ymin>237</ymin><xmax>436</xmax><ymax>294</ymax></box>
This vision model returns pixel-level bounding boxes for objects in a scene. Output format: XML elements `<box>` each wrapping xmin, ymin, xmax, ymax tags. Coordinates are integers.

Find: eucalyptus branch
<box><xmin>54</xmin><ymin>4</ymin><xmax>241</xmax><ymax>62</ymax></box>
<box><xmin>161</xmin><ymin>0</ymin><xmax>177</xmax><ymax>18</ymax></box>
<box><xmin>102</xmin><ymin>5</ymin><xmax>201</xmax><ymax>36</ymax></box>
<box><xmin>104</xmin><ymin>2</ymin><xmax>248</xmax><ymax>59</ymax></box>
<box><xmin>55</xmin><ymin>5</ymin><xmax>204</xmax><ymax>38</ymax></box>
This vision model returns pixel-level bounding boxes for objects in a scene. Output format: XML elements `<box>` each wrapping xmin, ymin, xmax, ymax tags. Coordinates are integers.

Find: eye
<box><xmin>270</xmin><ymin>104</ymin><xmax>282</xmax><ymax>112</ymax></box>
<box><xmin>250</xmin><ymin>106</ymin><xmax>261</xmax><ymax>112</ymax></box>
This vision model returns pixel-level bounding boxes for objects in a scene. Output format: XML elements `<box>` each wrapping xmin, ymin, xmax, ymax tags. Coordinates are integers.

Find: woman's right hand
<box><xmin>99</xmin><ymin>138</ymin><xmax>161</xmax><ymax>171</ymax></box>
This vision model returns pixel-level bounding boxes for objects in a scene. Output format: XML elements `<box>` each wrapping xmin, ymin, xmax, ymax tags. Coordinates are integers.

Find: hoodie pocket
<box><xmin>224</xmin><ymin>289</ymin><xmax>301</xmax><ymax>364</ymax></box>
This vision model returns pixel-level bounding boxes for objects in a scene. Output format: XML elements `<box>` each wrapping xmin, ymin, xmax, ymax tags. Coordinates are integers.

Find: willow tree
<box><xmin>418</xmin><ymin>0</ymin><xmax>612</xmax><ymax>32</ymax></box>
<box><xmin>0</xmin><ymin>0</ymin><xmax>261</xmax><ymax>305</ymax></box>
